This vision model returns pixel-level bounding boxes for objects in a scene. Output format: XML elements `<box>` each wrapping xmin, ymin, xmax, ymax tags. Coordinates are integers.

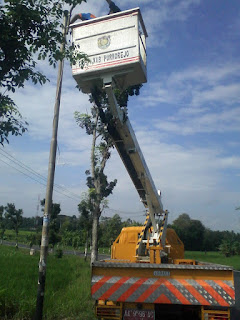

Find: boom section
<box><xmin>103</xmin><ymin>81</ymin><xmax>165</xmax><ymax>234</ymax></box>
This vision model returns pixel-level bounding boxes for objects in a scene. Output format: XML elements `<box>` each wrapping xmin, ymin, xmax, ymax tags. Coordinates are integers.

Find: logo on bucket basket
<box><xmin>98</xmin><ymin>36</ymin><xmax>111</xmax><ymax>49</ymax></box>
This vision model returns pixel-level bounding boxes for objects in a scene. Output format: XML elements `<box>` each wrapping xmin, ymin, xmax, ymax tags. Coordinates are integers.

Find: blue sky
<box><xmin>1</xmin><ymin>0</ymin><xmax>240</xmax><ymax>231</ymax></box>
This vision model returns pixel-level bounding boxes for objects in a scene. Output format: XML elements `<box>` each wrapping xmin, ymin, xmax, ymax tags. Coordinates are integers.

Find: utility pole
<box><xmin>34</xmin><ymin>11</ymin><xmax>69</xmax><ymax>320</ymax></box>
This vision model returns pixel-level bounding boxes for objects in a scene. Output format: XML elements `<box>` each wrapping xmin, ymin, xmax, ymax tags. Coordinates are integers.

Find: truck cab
<box><xmin>111</xmin><ymin>227</ymin><xmax>184</xmax><ymax>263</ymax></box>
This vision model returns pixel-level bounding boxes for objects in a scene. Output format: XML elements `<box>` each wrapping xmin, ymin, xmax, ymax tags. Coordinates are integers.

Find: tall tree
<box><xmin>75</xmin><ymin>95</ymin><xmax>117</xmax><ymax>263</ymax></box>
<box><xmin>75</xmin><ymin>84</ymin><xmax>142</xmax><ymax>263</ymax></box>
<box><xmin>78</xmin><ymin>196</ymin><xmax>93</xmax><ymax>260</ymax></box>
<box><xmin>202</xmin><ymin>228</ymin><xmax>222</xmax><ymax>252</ymax></box>
<box><xmin>219</xmin><ymin>239</ymin><xmax>235</xmax><ymax>257</ymax></box>
<box><xmin>99</xmin><ymin>214</ymin><xmax>123</xmax><ymax>248</ymax></box>
<box><xmin>5</xmin><ymin>203</ymin><xmax>23</xmax><ymax>248</ymax></box>
<box><xmin>171</xmin><ymin>213</ymin><xmax>205</xmax><ymax>251</ymax></box>
<box><xmin>0</xmin><ymin>0</ymin><xmax>87</xmax><ymax>145</ymax></box>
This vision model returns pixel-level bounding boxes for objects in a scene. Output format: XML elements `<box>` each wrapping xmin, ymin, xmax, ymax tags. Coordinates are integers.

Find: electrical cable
<box><xmin>0</xmin><ymin>148</ymin><xmax>80</xmax><ymax>198</ymax></box>
<box><xmin>0</xmin><ymin>150</ymin><xmax>149</xmax><ymax>212</ymax></box>
<box><xmin>106</xmin><ymin>207</ymin><xmax>146</xmax><ymax>215</ymax></box>
<box><xmin>0</xmin><ymin>148</ymin><xmax>81</xmax><ymax>200</ymax></box>
<box><xmin>0</xmin><ymin>157</ymin><xmax>80</xmax><ymax>202</ymax></box>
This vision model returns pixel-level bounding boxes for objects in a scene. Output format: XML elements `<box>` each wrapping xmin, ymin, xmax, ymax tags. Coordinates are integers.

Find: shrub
<box><xmin>219</xmin><ymin>239</ymin><xmax>234</xmax><ymax>257</ymax></box>
<box><xmin>55</xmin><ymin>248</ymin><xmax>63</xmax><ymax>258</ymax></box>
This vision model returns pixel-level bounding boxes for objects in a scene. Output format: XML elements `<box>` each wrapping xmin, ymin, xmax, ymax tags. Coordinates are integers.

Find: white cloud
<box><xmin>155</xmin><ymin>106</ymin><xmax>240</xmax><ymax>135</ymax></box>
<box><xmin>141</xmin><ymin>63</ymin><xmax>240</xmax><ymax>107</ymax></box>
<box><xmin>168</xmin><ymin>64</ymin><xmax>240</xmax><ymax>85</ymax></box>
<box><xmin>10</xmin><ymin>61</ymin><xmax>92</xmax><ymax>145</ymax></box>
<box><xmin>192</xmin><ymin>83</ymin><xmax>240</xmax><ymax>106</ymax></box>
<box><xmin>134</xmin><ymin>0</ymin><xmax>201</xmax><ymax>47</ymax></box>
<box><xmin>139</xmin><ymin>62</ymin><xmax>240</xmax><ymax>135</ymax></box>
<box><xmin>178</xmin><ymin>107</ymin><xmax>209</xmax><ymax>115</ymax></box>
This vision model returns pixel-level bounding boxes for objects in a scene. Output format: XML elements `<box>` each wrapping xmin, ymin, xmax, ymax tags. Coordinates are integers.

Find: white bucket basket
<box><xmin>71</xmin><ymin>8</ymin><xmax>148</xmax><ymax>93</ymax></box>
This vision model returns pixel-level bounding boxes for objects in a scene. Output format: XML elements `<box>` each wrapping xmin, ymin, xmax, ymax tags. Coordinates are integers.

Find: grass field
<box><xmin>4</xmin><ymin>230</ymin><xmax>34</xmax><ymax>236</ymax></box>
<box><xmin>185</xmin><ymin>251</ymin><xmax>240</xmax><ymax>270</ymax></box>
<box><xmin>0</xmin><ymin>246</ymin><xmax>96</xmax><ymax>320</ymax></box>
<box><xmin>3</xmin><ymin>230</ymin><xmax>35</xmax><ymax>245</ymax></box>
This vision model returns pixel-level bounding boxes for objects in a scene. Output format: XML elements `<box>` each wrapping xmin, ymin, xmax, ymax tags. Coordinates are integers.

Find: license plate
<box><xmin>123</xmin><ymin>309</ymin><xmax>155</xmax><ymax>320</ymax></box>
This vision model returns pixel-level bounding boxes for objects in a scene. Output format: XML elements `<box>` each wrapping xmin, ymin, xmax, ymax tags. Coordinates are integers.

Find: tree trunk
<box><xmin>84</xmin><ymin>231</ymin><xmax>88</xmax><ymax>262</ymax></box>
<box><xmin>15</xmin><ymin>230</ymin><xmax>18</xmax><ymax>248</ymax></box>
<box><xmin>91</xmin><ymin>210</ymin><xmax>98</xmax><ymax>264</ymax></box>
<box><xmin>90</xmin><ymin>111</ymin><xmax>99</xmax><ymax>265</ymax></box>
<box><xmin>91</xmin><ymin>110</ymin><xmax>98</xmax><ymax>181</ymax></box>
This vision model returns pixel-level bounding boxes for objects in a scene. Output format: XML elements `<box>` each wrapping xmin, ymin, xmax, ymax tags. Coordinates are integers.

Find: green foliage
<box><xmin>77</xmin><ymin>196</ymin><xmax>93</xmax><ymax>247</ymax></box>
<box><xmin>78</xmin><ymin>196</ymin><xmax>93</xmax><ymax>231</ymax></box>
<box><xmin>46</xmin><ymin>214</ymin><xmax>83</xmax><ymax>249</ymax></box>
<box><xmin>233</xmin><ymin>241</ymin><xmax>240</xmax><ymax>255</ymax></box>
<box><xmin>20</xmin><ymin>215</ymin><xmax>42</xmax><ymax>231</ymax></box>
<box><xmin>172</xmin><ymin>213</ymin><xmax>190</xmax><ymax>229</ymax></box>
<box><xmin>27</xmin><ymin>233</ymin><xmax>37</xmax><ymax>248</ymax></box>
<box><xmin>98</xmin><ymin>214</ymin><xmax>142</xmax><ymax>247</ymax></box>
<box><xmin>75</xmin><ymin>113</ymin><xmax>95</xmax><ymax>135</ymax></box>
<box><xmin>4</xmin><ymin>203</ymin><xmax>23</xmax><ymax>247</ymax></box>
<box><xmin>171</xmin><ymin>213</ymin><xmax>205</xmax><ymax>251</ymax></box>
<box><xmin>219</xmin><ymin>239</ymin><xmax>234</xmax><ymax>257</ymax></box>
<box><xmin>0</xmin><ymin>95</ymin><xmax>28</xmax><ymax>145</ymax></box>
<box><xmin>122</xmin><ymin>218</ymin><xmax>142</xmax><ymax>227</ymax></box>
<box><xmin>55</xmin><ymin>248</ymin><xmax>63</xmax><ymax>258</ymax></box>
<box><xmin>99</xmin><ymin>214</ymin><xmax>123</xmax><ymax>247</ymax></box>
<box><xmin>202</xmin><ymin>228</ymin><xmax>223</xmax><ymax>252</ymax></box>
<box><xmin>114</xmin><ymin>84</ymin><xmax>142</xmax><ymax>108</ymax></box>
<box><xmin>0</xmin><ymin>0</ymin><xmax>86</xmax><ymax>92</ymax></box>
<box><xmin>60</xmin><ymin>230</ymin><xmax>86</xmax><ymax>249</ymax></box>
<box><xmin>170</xmin><ymin>213</ymin><xmax>240</xmax><ymax>255</ymax></box>
<box><xmin>75</xmin><ymin>102</ymin><xmax>117</xmax><ymax>206</ymax></box>
<box><xmin>56</xmin><ymin>215</ymin><xmax>77</xmax><ymax>233</ymax></box>
<box><xmin>86</xmin><ymin>171</ymin><xmax>117</xmax><ymax>202</ymax></box>
<box><xmin>219</xmin><ymin>232</ymin><xmax>240</xmax><ymax>257</ymax></box>
<box><xmin>3</xmin><ymin>213</ymin><xmax>142</xmax><ymax>250</ymax></box>
<box><xmin>58</xmin><ymin>213</ymin><xmax>143</xmax><ymax>249</ymax></box>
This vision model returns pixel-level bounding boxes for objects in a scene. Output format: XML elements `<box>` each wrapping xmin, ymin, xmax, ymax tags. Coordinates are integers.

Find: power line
<box><xmin>0</xmin><ymin>148</ymin><xmax>81</xmax><ymax>201</ymax></box>
<box><xmin>0</xmin><ymin>156</ymin><xmax>80</xmax><ymax>202</ymax></box>
<box><xmin>0</xmin><ymin>149</ymin><xmax>148</xmax><ymax>211</ymax></box>
<box><xmin>106</xmin><ymin>207</ymin><xmax>146</xmax><ymax>215</ymax></box>
<box><xmin>0</xmin><ymin>148</ymin><xmax>81</xmax><ymax>199</ymax></box>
